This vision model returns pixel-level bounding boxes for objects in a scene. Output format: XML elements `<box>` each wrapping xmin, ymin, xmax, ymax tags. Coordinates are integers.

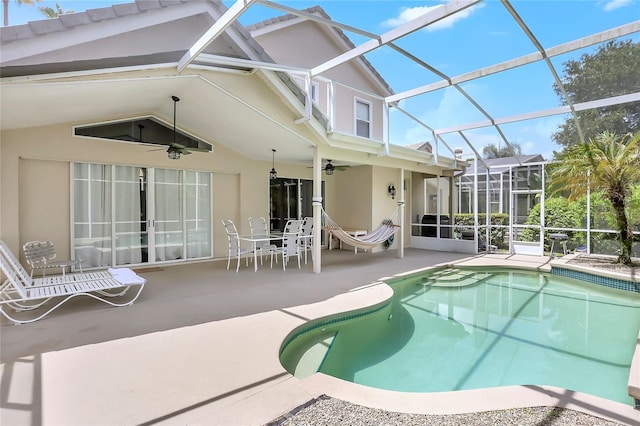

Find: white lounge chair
<box><xmin>23</xmin><ymin>240</ymin><xmax>83</xmax><ymax>277</ymax></box>
<box><xmin>0</xmin><ymin>240</ymin><xmax>146</xmax><ymax>324</ymax></box>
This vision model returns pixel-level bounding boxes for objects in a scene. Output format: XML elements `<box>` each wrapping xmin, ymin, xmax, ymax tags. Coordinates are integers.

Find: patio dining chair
<box><xmin>298</xmin><ymin>217</ymin><xmax>313</xmax><ymax>264</ymax></box>
<box><xmin>221</xmin><ymin>219</ymin><xmax>252</xmax><ymax>273</ymax></box>
<box><xmin>272</xmin><ymin>219</ymin><xmax>302</xmax><ymax>271</ymax></box>
<box><xmin>248</xmin><ymin>217</ymin><xmax>277</xmax><ymax>266</ymax></box>
<box><xmin>23</xmin><ymin>240</ymin><xmax>83</xmax><ymax>277</ymax></box>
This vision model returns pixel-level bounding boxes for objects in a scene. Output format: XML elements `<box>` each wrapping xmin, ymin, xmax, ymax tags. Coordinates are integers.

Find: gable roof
<box><xmin>1</xmin><ymin>0</ymin><xmax>270</xmax><ymax>78</ymax></box>
<box><xmin>245</xmin><ymin>5</ymin><xmax>394</xmax><ymax>97</ymax></box>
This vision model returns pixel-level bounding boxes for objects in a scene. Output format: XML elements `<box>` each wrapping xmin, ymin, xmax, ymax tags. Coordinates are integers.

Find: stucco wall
<box><xmin>252</xmin><ymin>20</ymin><xmax>388</xmax><ymax>142</ymax></box>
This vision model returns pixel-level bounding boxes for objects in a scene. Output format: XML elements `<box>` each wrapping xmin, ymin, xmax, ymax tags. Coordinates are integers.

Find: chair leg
<box><xmin>227</xmin><ymin>254</ymin><xmax>231</xmax><ymax>270</ymax></box>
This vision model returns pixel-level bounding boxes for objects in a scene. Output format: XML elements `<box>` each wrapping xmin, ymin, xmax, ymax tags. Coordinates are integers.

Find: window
<box><xmin>355</xmin><ymin>99</ymin><xmax>371</xmax><ymax>138</ymax></box>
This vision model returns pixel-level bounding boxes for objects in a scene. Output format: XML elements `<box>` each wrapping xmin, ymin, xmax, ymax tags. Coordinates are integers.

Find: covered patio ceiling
<box><xmin>1</xmin><ymin>68</ymin><xmax>325</xmax><ymax>165</ymax></box>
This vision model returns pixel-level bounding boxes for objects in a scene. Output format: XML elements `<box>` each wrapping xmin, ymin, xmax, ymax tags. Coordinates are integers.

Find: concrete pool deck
<box><xmin>1</xmin><ymin>249</ymin><xmax>639</xmax><ymax>425</ymax></box>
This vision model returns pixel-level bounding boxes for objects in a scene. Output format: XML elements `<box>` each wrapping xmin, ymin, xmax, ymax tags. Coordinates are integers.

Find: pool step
<box><xmin>293</xmin><ymin>334</ymin><xmax>336</xmax><ymax>378</ymax></box>
<box><xmin>419</xmin><ymin>269</ymin><xmax>493</xmax><ymax>288</ymax></box>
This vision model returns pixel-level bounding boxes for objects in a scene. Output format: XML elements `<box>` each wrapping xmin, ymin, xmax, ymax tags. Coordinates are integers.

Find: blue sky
<box><xmin>5</xmin><ymin>0</ymin><xmax>639</xmax><ymax>160</ymax></box>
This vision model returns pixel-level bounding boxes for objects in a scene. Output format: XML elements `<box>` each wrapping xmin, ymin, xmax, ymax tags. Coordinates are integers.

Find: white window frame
<box><xmin>354</xmin><ymin>98</ymin><xmax>372</xmax><ymax>138</ymax></box>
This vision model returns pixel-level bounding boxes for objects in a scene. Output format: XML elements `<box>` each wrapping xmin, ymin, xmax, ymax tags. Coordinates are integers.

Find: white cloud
<box><xmin>601</xmin><ymin>0</ymin><xmax>634</xmax><ymax>12</ymax></box>
<box><xmin>382</xmin><ymin>2</ymin><xmax>483</xmax><ymax>32</ymax></box>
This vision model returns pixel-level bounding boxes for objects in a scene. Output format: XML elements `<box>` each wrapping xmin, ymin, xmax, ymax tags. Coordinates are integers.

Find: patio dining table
<box><xmin>239</xmin><ymin>232</ymin><xmax>284</xmax><ymax>272</ymax></box>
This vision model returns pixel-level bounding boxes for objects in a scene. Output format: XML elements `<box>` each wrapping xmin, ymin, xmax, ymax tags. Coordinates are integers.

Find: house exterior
<box><xmin>0</xmin><ymin>0</ymin><xmax>466</xmax><ymax>273</ymax></box>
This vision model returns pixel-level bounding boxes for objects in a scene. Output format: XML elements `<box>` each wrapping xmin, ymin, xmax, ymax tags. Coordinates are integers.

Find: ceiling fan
<box><xmin>323</xmin><ymin>159</ymin><xmax>350</xmax><ymax>175</ymax></box>
<box><xmin>308</xmin><ymin>159</ymin><xmax>351</xmax><ymax>175</ymax></box>
<box><xmin>150</xmin><ymin>96</ymin><xmax>210</xmax><ymax>160</ymax></box>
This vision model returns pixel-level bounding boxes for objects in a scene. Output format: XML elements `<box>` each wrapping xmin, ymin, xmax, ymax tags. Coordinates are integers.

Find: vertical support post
<box><xmin>382</xmin><ymin>102</ymin><xmax>390</xmax><ymax>156</ymax></box>
<box><xmin>397</xmin><ymin>169</ymin><xmax>405</xmax><ymax>258</ymax></box>
<box><xmin>508</xmin><ymin>166</ymin><xmax>513</xmax><ymax>254</ymax></box>
<box><xmin>328</xmin><ymin>81</ymin><xmax>335</xmax><ymax>133</ymax></box>
<box><xmin>586</xmin><ymin>169</ymin><xmax>591</xmax><ymax>254</ymax></box>
<box><xmin>312</xmin><ymin>148</ymin><xmax>322</xmax><ymax>273</ymax></box>
<box><xmin>473</xmin><ymin>156</ymin><xmax>478</xmax><ymax>252</ymax></box>
<box><xmin>540</xmin><ymin>165</ymin><xmax>546</xmax><ymax>254</ymax></box>
<box><xmin>485</xmin><ymin>169</ymin><xmax>490</xmax><ymax>250</ymax></box>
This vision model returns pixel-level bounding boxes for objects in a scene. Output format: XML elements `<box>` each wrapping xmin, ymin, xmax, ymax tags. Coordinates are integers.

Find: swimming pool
<box><xmin>280</xmin><ymin>267</ymin><xmax>640</xmax><ymax>405</ymax></box>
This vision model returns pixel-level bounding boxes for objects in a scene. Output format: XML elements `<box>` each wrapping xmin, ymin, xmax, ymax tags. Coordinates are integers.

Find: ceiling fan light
<box><xmin>168</xmin><ymin>148</ymin><xmax>181</xmax><ymax>160</ymax></box>
<box><xmin>324</xmin><ymin>160</ymin><xmax>335</xmax><ymax>175</ymax></box>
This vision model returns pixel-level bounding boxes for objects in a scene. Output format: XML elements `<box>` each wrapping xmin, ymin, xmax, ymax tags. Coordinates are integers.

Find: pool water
<box><xmin>280</xmin><ymin>268</ymin><xmax>640</xmax><ymax>404</ymax></box>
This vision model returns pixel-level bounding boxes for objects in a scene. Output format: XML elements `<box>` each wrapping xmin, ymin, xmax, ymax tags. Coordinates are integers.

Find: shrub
<box><xmin>454</xmin><ymin>214</ymin><xmax>509</xmax><ymax>249</ymax></box>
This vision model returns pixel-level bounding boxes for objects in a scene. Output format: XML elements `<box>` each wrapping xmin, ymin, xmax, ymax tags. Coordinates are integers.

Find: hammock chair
<box><xmin>321</xmin><ymin>207</ymin><xmax>401</xmax><ymax>250</ymax></box>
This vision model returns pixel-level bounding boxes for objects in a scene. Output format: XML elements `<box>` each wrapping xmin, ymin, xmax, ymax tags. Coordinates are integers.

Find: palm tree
<box><xmin>3</xmin><ymin>0</ymin><xmax>41</xmax><ymax>26</ymax></box>
<box><xmin>549</xmin><ymin>131</ymin><xmax>640</xmax><ymax>264</ymax></box>
<box><xmin>38</xmin><ymin>2</ymin><xmax>72</xmax><ymax>18</ymax></box>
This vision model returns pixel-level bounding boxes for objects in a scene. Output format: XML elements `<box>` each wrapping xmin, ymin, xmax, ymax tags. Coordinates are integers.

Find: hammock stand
<box><xmin>321</xmin><ymin>207</ymin><xmax>401</xmax><ymax>251</ymax></box>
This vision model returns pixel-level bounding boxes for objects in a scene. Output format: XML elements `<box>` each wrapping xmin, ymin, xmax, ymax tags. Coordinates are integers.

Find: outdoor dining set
<box><xmin>221</xmin><ymin>217</ymin><xmax>313</xmax><ymax>272</ymax></box>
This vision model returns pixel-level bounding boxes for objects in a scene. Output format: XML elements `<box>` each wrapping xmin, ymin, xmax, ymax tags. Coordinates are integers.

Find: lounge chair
<box><xmin>23</xmin><ymin>240</ymin><xmax>83</xmax><ymax>277</ymax></box>
<box><xmin>0</xmin><ymin>240</ymin><xmax>146</xmax><ymax>324</ymax></box>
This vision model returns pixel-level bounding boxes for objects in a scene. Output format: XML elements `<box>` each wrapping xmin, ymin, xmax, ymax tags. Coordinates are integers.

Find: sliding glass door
<box><xmin>72</xmin><ymin>163</ymin><xmax>211</xmax><ymax>268</ymax></box>
<box><xmin>269</xmin><ymin>177</ymin><xmax>323</xmax><ymax>232</ymax></box>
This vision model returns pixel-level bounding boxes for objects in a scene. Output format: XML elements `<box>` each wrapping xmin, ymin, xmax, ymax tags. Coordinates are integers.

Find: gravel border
<box><xmin>270</xmin><ymin>395</ymin><xmax>622</xmax><ymax>426</ymax></box>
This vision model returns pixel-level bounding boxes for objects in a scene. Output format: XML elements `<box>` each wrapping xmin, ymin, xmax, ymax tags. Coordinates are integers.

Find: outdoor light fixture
<box><xmin>388</xmin><ymin>182</ymin><xmax>396</xmax><ymax>199</ymax></box>
<box><xmin>269</xmin><ymin>149</ymin><xmax>278</xmax><ymax>179</ymax></box>
<box><xmin>167</xmin><ymin>146</ymin><xmax>181</xmax><ymax>160</ymax></box>
<box><xmin>324</xmin><ymin>160</ymin><xmax>335</xmax><ymax>175</ymax></box>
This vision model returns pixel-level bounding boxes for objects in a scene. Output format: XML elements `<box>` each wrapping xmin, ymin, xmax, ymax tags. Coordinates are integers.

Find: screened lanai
<box><xmin>214</xmin><ymin>0</ymin><xmax>639</xmax><ymax>258</ymax></box>
<box><xmin>1</xmin><ymin>0</ymin><xmax>638</xmax><ymax>268</ymax></box>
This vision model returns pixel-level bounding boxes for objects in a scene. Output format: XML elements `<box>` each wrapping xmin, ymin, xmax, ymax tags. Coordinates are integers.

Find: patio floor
<box><xmin>1</xmin><ymin>248</ymin><xmax>638</xmax><ymax>425</ymax></box>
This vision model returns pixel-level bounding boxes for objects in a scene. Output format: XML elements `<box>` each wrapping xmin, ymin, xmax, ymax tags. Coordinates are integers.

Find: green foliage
<box><xmin>548</xmin><ymin>131</ymin><xmax>640</xmax><ymax>263</ymax></box>
<box><xmin>38</xmin><ymin>3</ymin><xmax>73</xmax><ymax>18</ymax></box>
<box><xmin>521</xmin><ymin>198</ymin><xmax>583</xmax><ymax>249</ymax></box>
<box><xmin>553</xmin><ymin>40</ymin><xmax>640</xmax><ymax>148</ymax></box>
<box><xmin>454</xmin><ymin>214</ymin><xmax>509</xmax><ymax>249</ymax></box>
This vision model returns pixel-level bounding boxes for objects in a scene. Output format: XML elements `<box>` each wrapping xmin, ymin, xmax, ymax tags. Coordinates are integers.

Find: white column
<box><xmin>312</xmin><ymin>149</ymin><xmax>322</xmax><ymax>273</ymax></box>
<box><xmin>397</xmin><ymin>168</ymin><xmax>405</xmax><ymax>258</ymax></box>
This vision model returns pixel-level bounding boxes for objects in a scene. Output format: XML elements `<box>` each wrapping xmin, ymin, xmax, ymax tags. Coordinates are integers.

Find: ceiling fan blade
<box><xmin>335</xmin><ymin>165</ymin><xmax>351</xmax><ymax>171</ymax></box>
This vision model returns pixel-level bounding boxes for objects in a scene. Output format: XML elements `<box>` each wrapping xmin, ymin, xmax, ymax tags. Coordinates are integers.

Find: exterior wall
<box><xmin>0</xmin><ymin>123</ymin><xmax>315</xmax><ymax>265</ymax></box>
<box><xmin>372</xmin><ymin>166</ymin><xmax>402</xmax><ymax>252</ymax></box>
<box><xmin>252</xmin><ymin>20</ymin><xmax>388</xmax><ymax>141</ymax></box>
<box><xmin>331</xmin><ymin>165</ymin><xmax>373</xmax><ymax>232</ymax></box>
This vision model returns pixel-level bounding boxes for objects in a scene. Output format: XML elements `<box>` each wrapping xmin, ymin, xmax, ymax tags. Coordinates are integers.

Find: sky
<box><xmin>4</xmin><ymin>0</ymin><xmax>640</xmax><ymax>161</ymax></box>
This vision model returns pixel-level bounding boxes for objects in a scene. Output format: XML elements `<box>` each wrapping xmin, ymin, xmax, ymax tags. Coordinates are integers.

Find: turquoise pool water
<box><xmin>280</xmin><ymin>268</ymin><xmax>640</xmax><ymax>404</ymax></box>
